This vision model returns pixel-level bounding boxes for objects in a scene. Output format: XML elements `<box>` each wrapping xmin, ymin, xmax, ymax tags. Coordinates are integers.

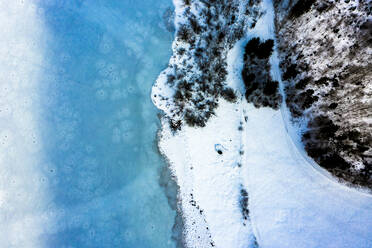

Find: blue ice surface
<box><xmin>37</xmin><ymin>0</ymin><xmax>177</xmax><ymax>247</ymax></box>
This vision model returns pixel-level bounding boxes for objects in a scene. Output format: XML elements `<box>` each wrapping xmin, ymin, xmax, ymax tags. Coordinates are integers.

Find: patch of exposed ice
<box><xmin>0</xmin><ymin>1</ymin><xmax>54</xmax><ymax>247</ymax></box>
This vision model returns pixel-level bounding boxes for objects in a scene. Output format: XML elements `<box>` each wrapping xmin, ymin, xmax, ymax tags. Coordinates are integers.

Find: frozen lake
<box><xmin>0</xmin><ymin>0</ymin><xmax>178</xmax><ymax>247</ymax></box>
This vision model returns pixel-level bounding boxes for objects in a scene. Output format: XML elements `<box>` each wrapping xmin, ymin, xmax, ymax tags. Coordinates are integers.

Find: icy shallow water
<box><xmin>0</xmin><ymin>0</ymin><xmax>178</xmax><ymax>247</ymax></box>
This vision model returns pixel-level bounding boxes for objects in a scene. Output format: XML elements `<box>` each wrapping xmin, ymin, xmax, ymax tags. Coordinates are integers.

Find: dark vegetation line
<box><xmin>242</xmin><ymin>37</ymin><xmax>282</xmax><ymax>109</ymax></box>
<box><xmin>239</xmin><ymin>185</ymin><xmax>260</xmax><ymax>248</ymax></box>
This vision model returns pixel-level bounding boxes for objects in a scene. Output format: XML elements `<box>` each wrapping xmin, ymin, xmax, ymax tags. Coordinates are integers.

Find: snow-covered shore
<box><xmin>158</xmin><ymin>98</ymin><xmax>257</xmax><ymax>248</ymax></box>
<box><xmin>152</xmin><ymin>0</ymin><xmax>372</xmax><ymax>247</ymax></box>
<box><xmin>152</xmin><ymin>0</ymin><xmax>268</xmax><ymax>246</ymax></box>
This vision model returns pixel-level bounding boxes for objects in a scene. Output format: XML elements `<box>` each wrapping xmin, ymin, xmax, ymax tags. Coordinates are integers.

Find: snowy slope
<box><xmin>274</xmin><ymin>0</ymin><xmax>372</xmax><ymax>188</ymax></box>
<box><xmin>243</xmin><ymin>2</ymin><xmax>372</xmax><ymax>246</ymax></box>
<box><xmin>242</xmin><ymin>103</ymin><xmax>372</xmax><ymax>248</ymax></box>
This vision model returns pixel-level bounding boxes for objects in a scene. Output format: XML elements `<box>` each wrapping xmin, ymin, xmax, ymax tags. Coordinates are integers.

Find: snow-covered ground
<box><xmin>159</xmin><ymin>97</ymin><xmax>257</xmax><ymax>248</ymax></box>
<box><xmin>242</xmin><ymin>103</ymin><xmax>372</xmax><ymax>248</ymax></box>
<box><xmin>153</xmin><ymin>0</ymin><xmax>372</xmax><ymax>247</ymax></box>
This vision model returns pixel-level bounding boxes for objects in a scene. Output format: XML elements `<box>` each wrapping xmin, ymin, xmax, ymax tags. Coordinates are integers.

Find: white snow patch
<box><xmin>226</xmin><ymin>40</ymin><xmax>245</xmax><ymax>94</ymax></box>
<box><xmin>241</xmin><ymin>103</ymin><xmax>372</xmax><ymax>248</ymax></box>
<box><xmin>159</xmin><ymin>98</ymin><xmax>256</xmax><ymax>248</ymax></box>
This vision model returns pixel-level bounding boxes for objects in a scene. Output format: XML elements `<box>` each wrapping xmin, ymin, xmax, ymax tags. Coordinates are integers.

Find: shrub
<box><xmin>242</xmin><ymin>70</ymin><xmax>256</xmax><ymax>87</ymax></box>
<box><xmin>182</xmin><ymin>0</ymin><xmax>191</xmax><ymax>6</ymax></box>
<box><xmin>245</xmin><ymin>82</ymin><xmax>259</xmax><ymax>98</ymax></box>
<box><xmin>221</xmin><ymin>87</ymin><xmax>237</xmax><ymax>102</ymax></box>
<box><xmin>169</xmin><ymin>119</ymin><xmax>182</xmax><ymax>131</ymax></box>
<box><xmin>244</xmin><ymin>38</ymin><xmax>261</xmax><ymax>59</ymax></box>
<box><xmin>295</xmin><ymin>77</ymin><xmax>310</xmax><ymax>89</ymax></box>
<box><xmin>258</xmin><ymin>39</ymin><xmax>274</xmax><ymax>59</ymax></box>
<box><xmin>184</xmin><ymin>111</ymin><xmax>206</xmax><ymax>127</ymax></box>
<box><xmin>167</xmin><ymin>74</ymin><xmax>176</xmax><ymax>85</ymax></box>
<box><xmin>299</xmin><ymin>89</ymin><xmax>318</xmax><ymax>109</ymax></box>
<box><xmin>320</xmin><ymin>154</ymin><xmax>349</xmax><ymax>170</ymax></box>
<box><xmin>177</xmin><ymin>80</ymin><xmax>192</xmax><ymax>91</ymax></box>
<box><xmin>177</xmin><ymin>48</ymin><xmax>186</xmax><ymax>55</ymax></box>
<box><xmin>282</xmin><ymin>64</ymin><xmax>298</xmax><ymax>80</ymax></box>
<box><xmin>289</xmin><ymin>0</ymin><xmax>316</xmax><ymax>18</ymax></box>
<box><xmin>174</xmin><ymin>90</ymin><xmax>184</xmax><ymax>101</ymax></box>
<box><xmin>244</xmin><ymin>38</ymin><xmax>274</xmax><ymax>60</ymax></box>
<box><xmin>177</xmin><ymin>25</ymin><xmax>192</xmax><ymax>42</ymax></box>
<box><xmin>263</xmin><ymin>80</ymin><xmax>279</xmax><ymax>96</ymax></box>
<box><xmin>239</xmin><ymin>188</ymin><xmax>249</xmax><ymax>220</ymax></box>
<box><xmin>190</xmin><ymin>16</ymin><xmax>202</xmax><ymax>34</ymax></box>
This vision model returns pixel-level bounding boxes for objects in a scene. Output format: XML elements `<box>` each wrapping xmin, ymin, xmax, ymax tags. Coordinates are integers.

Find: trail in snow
<box><xmin>242</xmin><ymin>3</ymin><xmax>372</xmax><ymax>246</ymax></box>
<box><xmin>242</xmin><ymin>103</ymin><xmax>372</xmax><ymax>248</ymax></box>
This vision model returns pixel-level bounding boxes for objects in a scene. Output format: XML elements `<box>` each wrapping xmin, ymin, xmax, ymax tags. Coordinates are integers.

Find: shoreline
<box><xmin>156</xmin><ymin>121</ymin><xmax>187</xmax><ymax>248</ymax></box>
<box><xmin>152</xmin><ymin>0</ymin><xmax>267</xmax><ymax>245</ymax></box>
<box><xmin>152</xmin><ymin>0</ymin><xmax>372</xmax><ymax>247</ymax></box>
